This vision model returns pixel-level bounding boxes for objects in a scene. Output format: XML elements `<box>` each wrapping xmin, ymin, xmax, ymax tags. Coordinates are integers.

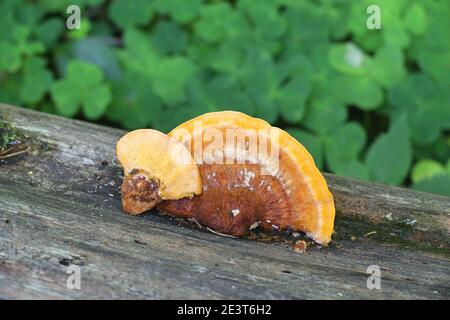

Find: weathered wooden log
<box><xmin>0</xmin><ymin>103</ymin><xmax>449</xmax><ymax>299</ymax></box>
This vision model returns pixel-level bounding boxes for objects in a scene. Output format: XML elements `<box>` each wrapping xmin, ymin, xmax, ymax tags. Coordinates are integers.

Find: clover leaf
<box><xmin>0</xmin><ymin>21</ymin><xmax>44</xmax><ymax>72</ymax></box>
<box><xmin>332</xmin><ymin>75</ymin><xmax>383</xmax><ymax>110</ymax></box>
<box><xmin>0</xmin><ymin>42</ymin><xmax>21</xmax><ymax>72</ymax></box>
<box><xmin>303</xmin><ymin>99</ymin><xmax>347</xmax><ymax>135</ymax></box>
<box><xmin>107</xmin><ymin>71</ymin><xmax>161</xmax><ymax>130</ymax></box>
<box><xmin>118</xmin><ymin>28</ymin><xmax>159</xmax><ymax>75</ymax></box>
<box><xmin>368</xmin><ymin>45</ymin><xmax>406</xmax><ymax>88</ymax></box>
<box><xmin>413</xmin><ymin>174</ymin><xmax>450</xmax><ymax>196</ymax></box>
<box><xmin>277</xmin><ymin>75</ymin><xmax>312</xmax><ymax>124</ymax></box>
<box><xmin>152</xmin><ymin>103</ymin><xmax>206</xmax><ymax>134</ymax></box>
<box><xmin>72</xmin><ymin>37</ymin><xmax>122</xmax><ymax>80</ymax></box>
<box><xmin>39</xmin><ymin>0</ymin><xmax>103</xmax><ymax>11</ymax></box>
<box><xmin>150</xmin><ymin>57</ymin><xmax>195</xmax><ymax>105</ymax></box>
<box><xmin>366</xmin><ymin>115</ymin><xmax>412</xmax><ymax>185</ymax></box>
<box><xmin>108</xmin><ymin>0</ymin><xmax>154</xmax><ymax>29</ymax></box>
<box><xmin>388</xmin><ymin>74</ymin><xmax>450</xmax><ymax>145</ymax></box>
<box><xmin>20</xmin><ymin>57</ymin><xmax>53</xmax><ymax>105</ymax></box>
<box><xmin>237</xmin><ymin>0</ymin><xmax>286</xmax><ymax>40</ymax></box>
<box><xmin>404</xmin><ymin>3</ymin><xmax>428</xmax><ymax>36</ymax></box>
<box><xmin>198</xmin><ymin>40</ymin><xmax>244</xmax><ymax>74</ymax></box>
<box><xmin>0</xmin><ymin>74</ymin><xmax>21</xmax><ymax>106</ymax></box>
<box><xmin>199</xmin><ymin>75</ymin><xmax>254</xmax><ymax>116</ymax></box>
<box><xmin>325</xmin><ymin>122</ymin><xmax>368</xmax><ymax>180</ymax></box>
<box><xmin>50</xmin><ymin>60</ymin><xmax>111</xmax><ymax>120</ymax></box>
<box><xmin>153</xmin><ymin>0</ymin><xmax>203</xmax><ymax>24</ymax></box>
<box><xmin>34</xmin><ymin>17</ymin><xmax>64</xmax><ymax>49</ymax></box>
<box><xmin>328</xmin><ymin>42</ymin><xmax>369</xmax><ymax>76</ymax></box>
<box><xmin>67</xmin><ymin>18</ymin><xmax>91</xmax><ymax>40</ymax></box>
<box><xmin>412</xmin><ymin>156</ymin><xmax>450</xmax><ymax>196</ymax></box>
<box><xmin>194</xmin><ymin>2</ymin><xmax>237</xmax><ymax>43</ymax></box>
<box><xmin>119</xmin><ymin>28</ymin><xmax>194</xmax><ymax>105</ymax></box>
<box><xmin>283</xmin><ymin>4</ymin><xmax>329</xmax><ymax>55</ymax></box>
<box><xmin>414</xmin><ymin>137</ymin><xmax>450</xmax><ymax>165</ymax></box>
<box><xmin>152</xmin><ymin>20</ymin><xmax>188</xmax><ymax>55</ymax></box>
<box><xmin>412</xmin><ymin>160</ymin><xmax>446</xmax><ymax>184</ymax></box>
<box><xmin>415</xmin><ymin>1</ymin><xmax>450</xmax><ymax>87</ymax></box>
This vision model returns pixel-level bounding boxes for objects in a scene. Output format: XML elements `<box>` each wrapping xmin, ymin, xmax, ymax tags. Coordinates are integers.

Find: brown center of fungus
<box><xmin>121</xmin><ymin>169</ymin><xmax>161</xmax><ymax>215</ymax></box>
<box><xmin>158</xmin><ymin>164</ymin><xmax>291</xmax><ymax>237</ymax></box>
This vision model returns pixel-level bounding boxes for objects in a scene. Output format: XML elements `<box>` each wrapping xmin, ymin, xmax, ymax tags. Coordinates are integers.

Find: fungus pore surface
<box><xmin>159</xmin><ymin>164</ymin><xmax>292</xmax><ymax>237</ymax></box>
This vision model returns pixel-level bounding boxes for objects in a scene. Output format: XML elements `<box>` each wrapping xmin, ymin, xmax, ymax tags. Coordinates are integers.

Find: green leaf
<box><xmin>199</xmin><ymin>41</ymin><xmax>244</xmax><ymax>74</ymax></box>
<box><xmin>20</xmin><ymin>57</ymin><xmax>53</xmax><ymax>104</ymax></box>
<box><xmin>108</xmin><ymin>0</ymin><xmax>154</xmax><ymax>29</ymax></box>
<box><xmin>412</xmin><ymin>159</ymin><xmax>445</xmax><ymax>183</ymax></box>
<box><xmin>152</xmin><ymin>104</ymin><xmax>203</xmax><ymax>133</ymax></box>
<box><xmin>404</xmin><ymin>3</ymin><xmax>428</xmax><ymax>36</ymax></box>
<box><xmin>83</xmin><ymin>85</ymin><xmax>111</xmax><ymax>120</ymax></box>
<box><xmin>383</xmin><ymin>24</ymin><xmax>410</xmax><ymax>49</ymax></box>
<box><xmin>34</xmin><ymin>18</ymin><xmax>64</xmax><ymax>49</ymax></box>
<box><xmin>332</xmin><ymin>75</ymin><xmax>383</xmax><ymax>110</ymax></box>
<box><xmin>418</xmin><ymin>48</ymin><xmax>450</xmax><ymax>87</ymax></box>
<box><xmin>194</xmin><ymin>3</ymin><xmax>236</xmax><ymax>43</ymax></box>
<box><xmin>72</xmin><ymin>37</ymin><xmax>122</xmax><ymax>80</ymax></box>
<box><xmin>67</xmin><ymin>18</ymin><xmax>91</xmax><ymax>40</ymax></box>
<box><xmin>16</xmin><ymin>3</ymin><xmax>46</xmax><ymax>27</ymax></box>
<box><xmin>152</xmin><ymin>20</ymin><xmax>188</xmax><ymax>54</ymax></box>
<box><xmin>414</xmin><ymin>2</ymin><xmax>450</xmax><ymax>87</ymax></box>
<box><xmin>150</xmin><ymin>57</ymin><xmax>194</xmax><ymax>104</ymax></box>
<box><xmin>51</xmin><ymin>81</ymin><xmax>81</xmax><ymax>117</ymax></box>
<box><xmin>237</xmin><ymin>0</ymin><xmax>286</xmax><ymax>40</ymax></box>
<box><xmin>241</xmin><ymin>53</ymin><xmax>279</xmax><ymax>123</ymax></box>
<box><xmin>325</xmin><ymin>122</ymin><xmax>368</xmax><ymax>180</ymax></box>
<box><xmin>414</xmin><ymin>137</ymin><xmax>450</xmax><ymax>164</ymax></box>
<box><xmin>354</xmin><ymin>30</ymin><xmax>383</xmax><ymax>52</ymax></box>
<box><xmin>0</xmin><ymin>74</ymin><xmax>21</xmax><ymax>106</ymax></box>
<box><xmin>0</xmin><ymin>41</ymin><xmax>21</xmax><ymax>72</ymax></box>
<box><xmin>366</xmin><ymin>115</ymin><xmax>412</xmax><ymax>185</ymax></box>
<box><xmin>107</xmin><ymin>71</ymin><xmax>161</xmax><ymax>129</ymax></box>
<box><xmin>412</xmin><ymin>174</ymin><xmax>450</xmax><ymax>196</ymax></box>
<box><xmin>277</xmin><ymin>75</ymin><xmax>312</xmax><ymax>124</ymax></box>
<box><xmin>67</xmin><ymin>60</ymin><xmax>103</xmax><ymax>87</ymax></box>
<box><xmin>153</xmin><ymin>0</ymin><xmax>203</xmax><ymax>24</ymax></box>
<box><xmin>51</xmin><ymin>60</ymin><xmax>111</xmax><ymax>119</ymax></box>
<box><xmin>119</xmin><ymin>28</ymin><xmax>193</xmax><ymax>104</ymax></box>
<box><xmin>388</xmin><ymin>74</ymin><xmax>450</xmax><ymax>145</ymax></box>
<box><xmin>368</xmin><ymin>45</ymin><xmax>406</xmax><ymax>88</ymax></box>
<box><xmin>204</xmin><ymin>76</ymin><xmax>254</xmax><ymax>115</ymax></box>
<box><xmin>118</xmin><ymin>28</ymin><xmax>158</xmax><ymax>74</ymax></box>
<box><xmin>284</xmin><ymin>5</ymin><xmax>329</xmax><ymax>55</ymax></box>
<box><xmin>303</xmin><ymin>100</ymin><xmax>347</xmax><ymax>134</ymax></box>
<box><xmin>40</xmin><ymin>0</ymin><xmax>103</xmax><ymax>11</ymax></box>
<box><xmin>328</xmin><ymin>43</ymin><xmax>368</xmax><ymax>75</ymax></box>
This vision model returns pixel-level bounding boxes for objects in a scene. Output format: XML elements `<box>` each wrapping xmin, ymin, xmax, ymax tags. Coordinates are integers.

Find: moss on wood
<box><xmin>0</xmin><ymin>115</ymin><xmax>22</xmax><ymax>152</ymax></box>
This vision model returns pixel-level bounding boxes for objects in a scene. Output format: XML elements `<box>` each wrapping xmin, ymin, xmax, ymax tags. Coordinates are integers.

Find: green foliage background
<box><xmin>0</xmin><ymin>0</ymin><xmax>449</xmax><ymax>195</ymax></box>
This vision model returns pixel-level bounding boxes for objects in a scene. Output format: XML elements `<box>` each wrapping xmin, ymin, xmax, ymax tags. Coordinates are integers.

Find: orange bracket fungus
<box><xmin>116</xmin><ymin>112</ymin><xmax>335</xmax><ymax>245</ymax></box>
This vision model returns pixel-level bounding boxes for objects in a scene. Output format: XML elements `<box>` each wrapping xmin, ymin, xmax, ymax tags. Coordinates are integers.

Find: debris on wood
<box><xmin>364</xmin><ymin>231</ymin><xmax>377</xmax><ymax>237</ymax></box>
<box><xmin>206</xmin><ymin>227</ymin><xmax>238</xmax><ymax>239</ymax></box>
<box><xmin>293</xmin><ymin>240</ymin><xmax>307</xmax><ymax>253</ymax></box>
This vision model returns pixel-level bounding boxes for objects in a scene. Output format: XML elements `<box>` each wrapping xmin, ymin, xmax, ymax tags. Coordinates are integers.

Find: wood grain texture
<box><xmin>0</xmin><ymin>103</ymin><xmax>449</xmax><ymax>299</ymax></box>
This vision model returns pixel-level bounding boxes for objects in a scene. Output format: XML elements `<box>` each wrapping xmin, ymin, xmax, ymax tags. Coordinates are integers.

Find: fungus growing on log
<box><xmin>116</xmin><ymin>112</ymin><xmax>335</xmax><ymax>245</ymax></box>
<box><xmin>116</xmin><ymin>129</ymin><xmax>201</xmax><ymax>215</ymax></box>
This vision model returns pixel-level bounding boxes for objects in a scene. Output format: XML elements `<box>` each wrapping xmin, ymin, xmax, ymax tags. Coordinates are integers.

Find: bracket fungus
<box><xmin>116</xmin><ymin>129</ymin><xmax>201</xmax><ymax>215</ymax></box>
<box><xmin>116</xmin><ymin>112</ymin><xmax>335</xmax><ymax>245</ymax></box>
